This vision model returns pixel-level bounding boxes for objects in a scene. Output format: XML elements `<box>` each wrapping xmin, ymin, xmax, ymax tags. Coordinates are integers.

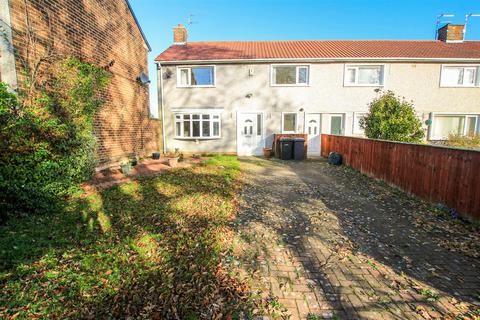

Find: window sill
<box><xmin>176</xmin><ymin>85</ymin><xmax>216</xmax><ymax>88</ymax></box>
<box><xmin>174</xmin><ymin>137</ymin><xmax>221</xmax><ymax>140</ymax></box>
<box><xmin>271</xmin><ymin>84</ymin><xmax>310</xmax><ymax>87</ymax></box>
<box><xmin>439</xmin><ymin>85</ymin><xmax>479</xmax><ymax>88</ymax></box>
<box><xmin>343</xmin><ymin>84</ymin><xmax>384</xmax><ymax>87</ymax></box>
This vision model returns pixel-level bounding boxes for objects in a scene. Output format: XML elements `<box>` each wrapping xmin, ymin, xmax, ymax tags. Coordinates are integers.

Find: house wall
<box><xmin>160</xmin><ymin>62</ymin><xmax>480</xmax><ymax>154</ymax></box>
<box><xmin>7</xmin><ymin>0</ymin><xmax>162</xmax><ymax>167</ymax></box>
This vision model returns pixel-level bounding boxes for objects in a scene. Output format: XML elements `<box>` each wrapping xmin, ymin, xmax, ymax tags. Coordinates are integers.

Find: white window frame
<box><xmin>174</xmin><ymin>111</ymin><xmax>221</xmax><ymax>139</ymax></box>
<box><xmin>270</xmin><ymin>64</ymin><xmax>310</xmax><ymax>86</ymax></box>
<box><xmin>353</xmin><ymin>112</ymin><xmax>368</xmax><ymax>135</ymax></box>
<box><xmin>343</xmin><ymin>64</ymin><xmax>386</xmax><ymax>87</ymax></box>
<box><xmin>428</xmin><ymin>112</ymin><xmax>480</xmax><ymax>140</ymax></box>
<box><xmin>329</xmin><ymin>113</ymin><xmax>345</xmax><ymax>135</ymax></box>
<box><xmin>440</xmin><ymin>65</ymin><xmax>480</xmax><ymax>88</ymax></box>
<box><xmin>281</xmin><ymin>112</ymin><xmax>298</xmax><ymax>133</ymax></box>
<box><xmin>176</xmin><ymin>65</ymin><xmax>216</xmax><ymax>88</ymax></box>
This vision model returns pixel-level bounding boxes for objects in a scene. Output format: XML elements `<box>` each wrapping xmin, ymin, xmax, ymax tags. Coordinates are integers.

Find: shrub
<box><xmin>444</xmin><ymin>133</ymin><xmax>480</xmax><ymax>150</ymax></box>
<box><xmin>0</xmin><ymin>58</ymin><xmax>109</xmax><ymax>222</ymax></box>
<box><xmin>360</xmin><ymin>91</ymin><xmax>424</xmax><ymax>143</ymax></box>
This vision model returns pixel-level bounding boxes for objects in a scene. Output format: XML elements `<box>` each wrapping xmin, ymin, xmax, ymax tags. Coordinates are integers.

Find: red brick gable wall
<box><xmin>8</xmin><ymin>0</ymin><xmax>162</xmax><ymax>167</ymax></box>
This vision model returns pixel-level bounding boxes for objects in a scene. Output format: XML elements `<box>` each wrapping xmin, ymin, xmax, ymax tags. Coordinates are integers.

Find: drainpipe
<box><xmin>157</xmin><ymin>62</ymin><xmax>167</xmax><ymax>154</ymax></box>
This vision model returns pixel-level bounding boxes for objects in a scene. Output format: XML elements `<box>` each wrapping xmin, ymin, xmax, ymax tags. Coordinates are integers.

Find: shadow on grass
<box><xmin>0</xmin><ymin>156</ymin><xmax>262</xmax><ymax>319</ymax></box>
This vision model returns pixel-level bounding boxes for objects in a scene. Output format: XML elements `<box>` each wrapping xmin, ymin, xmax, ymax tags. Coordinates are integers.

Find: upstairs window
<box><xmin>440</xmin><ymin>66</ymin><xmax>479</xmax><ymax>87</ymax></box>
<box><xmin>177</xmin><ymin>66</ymin><xmax>215</xmax><ymax>87</ymax></box>
<box><xmin>344</xmin><ymin>65</ymin><xmax>385</xmax><ymax>86</ymax></box>
<box><xmin>271</xmin><ymin>65</ymin><xmax>309</xmax><ymax>86</ymax></box>
<box><xmin>174</xmin><ymin>113</ymin><xmax>221</xmax><ymax>139</ymax></box>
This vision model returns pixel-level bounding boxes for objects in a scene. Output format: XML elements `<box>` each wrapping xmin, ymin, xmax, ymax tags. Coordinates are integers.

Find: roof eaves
<box><xmin>156</xmin><ymin>57</ymin><xmax>480</xmax><ymax>64</ymax></box>
<box><xmin>125</xmin><ymin>0</ymin><xmax>152</xmax><ymax>52</ymax></box>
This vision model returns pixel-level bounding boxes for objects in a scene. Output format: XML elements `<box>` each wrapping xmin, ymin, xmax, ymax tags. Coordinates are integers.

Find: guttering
<box><xmin>157</xmin><ymin>63</ymin><xmax>167</xmax><ymax>154</ymax></box>
<box><xmin>156</xmin><ymin>57</ymin><xmax>480</xmax><ymax>65</ymax></box>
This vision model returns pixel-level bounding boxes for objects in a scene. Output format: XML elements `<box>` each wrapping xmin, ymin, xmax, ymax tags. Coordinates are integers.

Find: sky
<box><xmin>128</xmin><ymin>0</ymin><xmax>480</xmax><ymax>117</ymax></box>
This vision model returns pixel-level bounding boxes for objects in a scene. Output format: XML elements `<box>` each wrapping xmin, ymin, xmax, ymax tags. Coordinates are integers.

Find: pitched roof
<box><xmin>155</xmin><ymin>40</ymin><xmax>480</xmax><ymax>63</ymax></box>
<box><xmin>125</xmin><ymin>0</ymin><xmax>151</xmax><ymax>51</ymax></box>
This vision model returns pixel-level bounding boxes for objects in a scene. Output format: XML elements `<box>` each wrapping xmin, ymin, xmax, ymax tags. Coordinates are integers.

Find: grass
<box><xmin>0</xmin><ymin>155</ymin><xmax>262</xmax><ymax>319</ymax></box>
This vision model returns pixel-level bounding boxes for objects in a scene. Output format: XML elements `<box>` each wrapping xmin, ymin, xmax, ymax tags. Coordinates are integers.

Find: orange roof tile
<box><xmin>155</xmin><ymin>40</ymin><xmax>480</xmax><ymax>63</ymax></box>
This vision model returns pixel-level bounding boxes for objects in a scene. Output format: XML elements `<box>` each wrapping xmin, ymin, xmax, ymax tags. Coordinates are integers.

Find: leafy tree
<box><xmin>360</xmin><ymin>91</ymin><xmax>424</xmax><ymax>142</ymax></box>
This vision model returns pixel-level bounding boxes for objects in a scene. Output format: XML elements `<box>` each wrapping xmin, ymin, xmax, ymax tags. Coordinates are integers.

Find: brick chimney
<box><xmin>173</xmin><ymin>24</ymin><xmax>187</xmax><ymax>44</ymax></box>
<box><xmin>437</xmin><ymin>24</ymin><xmax>465</xmax><ymax>42</ymax></box>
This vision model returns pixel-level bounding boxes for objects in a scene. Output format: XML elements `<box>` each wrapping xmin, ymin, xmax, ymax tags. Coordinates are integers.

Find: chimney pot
<box><xmin>173</xmin><ymin>24</ymin><xmax>187</xmax><ymax>44</ymax></box>
<box><xmin>437</xmin><ymin>24</ymin><xmax>465</xmax><ymax>42</ymax></box>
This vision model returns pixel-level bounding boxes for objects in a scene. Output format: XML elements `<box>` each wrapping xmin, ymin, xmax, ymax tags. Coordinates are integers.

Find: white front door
<box><xmin>305</xmin><ymin>113</ymin><xmax>321</xmax><ymax>156</ymax></box>
<box><xmin>237</xmin><ymin>112</ymin><xmax>264</xmax><ymax>156</ymax></box>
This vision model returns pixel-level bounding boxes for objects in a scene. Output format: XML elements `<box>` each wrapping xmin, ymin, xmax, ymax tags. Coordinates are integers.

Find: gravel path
<box><xmin>236</xmin><ymin>158</ymin><xmax>480</xmax><ymax>319</ymax></box>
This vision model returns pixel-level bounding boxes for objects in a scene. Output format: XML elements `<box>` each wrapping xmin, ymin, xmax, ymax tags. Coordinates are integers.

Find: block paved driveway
<box><xmin>236</xmin><ymin>158</ymin><xmax>480</xmax><ymax>319</ymax></box>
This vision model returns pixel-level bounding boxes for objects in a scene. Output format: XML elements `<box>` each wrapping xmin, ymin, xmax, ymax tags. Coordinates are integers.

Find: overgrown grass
<box><xmin>444</xmin><ymin>133</ymin><xmax>480</xmax><ymax>150</ymax></box>
<box><xmin>0</xmin><ymin>155</ymin><xmax>263</xmax><ymax>319</ymax></box>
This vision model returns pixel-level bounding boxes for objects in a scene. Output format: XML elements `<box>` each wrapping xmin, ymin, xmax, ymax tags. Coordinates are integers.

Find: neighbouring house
<box><xmin>155</xmin><ymin>23</ymin><xmax>480</xmax><ymax>156</ymax></box>
<box><xmin>0</xmin><ymin>0</ymin><xmax>162</xmax><ymax>167</ymax></box>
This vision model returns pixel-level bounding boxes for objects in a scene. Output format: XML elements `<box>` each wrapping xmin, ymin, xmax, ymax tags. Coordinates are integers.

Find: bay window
<box><xmin>430</xmin><ymin>114</ymin><xmax>479</xmax><ymax>140</ymax></box>
<box><xmin>174</xmin><ymin>113</ymin><xmax>221</xmax><ymax>139</ymax></box>
<box><xmin>440</xmin><ymin>66</ymin><xmax>479</xmax><ymax>87</ymax></box>
<box><xmin>271</xmin><ymin>65</ymin><xmax>309</xmax><ymax>86</ymax></box>
<box><xmin>344</xmin><ymin>65</ymin><xmax>385</xmax><ymax>86</ymax></box>
<box><xmin>177</xmin><ymin>66</ymin><xmax>215</xmax><ymax>87</ymax></box>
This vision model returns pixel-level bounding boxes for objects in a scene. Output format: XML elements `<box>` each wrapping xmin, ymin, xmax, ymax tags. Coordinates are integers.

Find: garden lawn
<box><xmin>0</xmin><ymin>156</ymin><xmax>259</xmax><ymax>319</ymax></box>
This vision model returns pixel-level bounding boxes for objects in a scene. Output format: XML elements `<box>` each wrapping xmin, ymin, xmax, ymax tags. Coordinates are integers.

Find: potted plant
<box><xmin>263</xmin><ymin>147</ymin><xmax>272</xmax><ymax>158</ymax></box>
<box><xmin>152</xmin><ymin>152</ymin><xmax>161</xmax><ymax>160</ymax></box>
<box><xmin>120</xmin><ymin>161</ymin><xmax>132</xmax><ymax>175</ymax></box>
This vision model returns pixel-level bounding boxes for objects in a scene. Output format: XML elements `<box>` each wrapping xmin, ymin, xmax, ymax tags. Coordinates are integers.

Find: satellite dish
<box><xmin>137</xmin><ymin>72</ymin><xmax>150</xmax><ymax>85</ymax></box>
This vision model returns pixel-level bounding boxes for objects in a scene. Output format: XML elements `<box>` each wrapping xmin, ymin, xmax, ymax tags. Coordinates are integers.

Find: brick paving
<box><xmin>236</xmin><ymin>158</ymin><xmax>480</xmax><ymax>319</ymax></box>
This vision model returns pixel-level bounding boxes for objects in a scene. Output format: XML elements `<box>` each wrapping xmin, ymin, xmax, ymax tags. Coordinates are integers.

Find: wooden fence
<box><xmin>321</xmin><ymin>134</ymin><xmax>480</xmax><ymax>220</ymax></box>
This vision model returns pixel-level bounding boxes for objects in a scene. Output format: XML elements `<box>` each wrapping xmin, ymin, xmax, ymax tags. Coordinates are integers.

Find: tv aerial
<box><xmin>464</xmin><ymin>13</ymin><xmax>480</xmax><ymax>40</ymax></box>
<box><xmin>435</xmin><ymin>13</ymin><xmax>454</xmax><ymax>39</ymax></box>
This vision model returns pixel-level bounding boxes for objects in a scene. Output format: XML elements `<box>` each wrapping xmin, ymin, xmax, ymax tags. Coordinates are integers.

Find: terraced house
<box><xmin>156</xmin><ymin>23</ymin><xmax>480</xmax><ymax>156</ymax></box>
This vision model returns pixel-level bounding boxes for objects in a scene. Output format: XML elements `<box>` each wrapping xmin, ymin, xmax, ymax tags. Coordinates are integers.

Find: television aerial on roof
<box><xmin>187</xmin><ymin>14</ymin><xmax>198</xmax><ymax>26</ymax></box>
<box><xmin>435</xmin><ymin>13</ymin><xmax>454</xmax><ymax>39</ymax></box>
<box><xmin>464</xmin><ymin>13</ymin><xmax>480</xmax><ymax>40</ymax></box>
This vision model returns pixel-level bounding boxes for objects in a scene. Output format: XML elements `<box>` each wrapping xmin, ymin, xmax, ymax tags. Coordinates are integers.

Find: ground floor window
<box><xmin>353</xmin><ymin>112</ymin><xmax>367</xmax><ymax>135</ymax></box>
<box><xmin>282</xmin><ymin>113</ymin><xmax>297</xmax><ymax>133</ymax></box>
<box><xmin>330</xmin><ymin>114</ymin><xmax>344</xmax><ymax>135</ymax></box>
<box><xmin>174</xmin><ymin>113</ymin><xmax>221</xmax><ymax>139</ymax></box>
<box><xmin>431</xmin><ymin>114</ymin><xmax>479</xmax><ymax>139</ymax></box>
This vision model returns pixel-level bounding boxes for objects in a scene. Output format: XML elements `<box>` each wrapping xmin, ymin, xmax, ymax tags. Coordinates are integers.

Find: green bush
<box><xmin>444</xmin><ymin>133</ymin><xmax>480</xmax><ymax>150</ymax></box>
<box><xmin>0</xmin><ymin>58</ymin><xmax>109</xmax><ymax>221</ymax></box>
<box><xmin>360</xmin><ymin>90</ymin><xmax>424</xmax><ymax>143</ymax></box>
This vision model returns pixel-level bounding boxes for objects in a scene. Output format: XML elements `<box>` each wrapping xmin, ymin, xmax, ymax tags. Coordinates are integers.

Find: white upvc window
<box><xmin>271</xmin><ymin>65</ymin><xmax>309</xmax><ymax>86</ymax></box>
<box><xmin>353</xmin><ymin>112</ymin><xmax>368</xmax><ymax>135</ymax></box>
<box><xmin>344</xmin><ymin>64</ymin><xmax>385</xmax><ymax>86</ymax></box>
<box><xmin>430</xmin><ymin>113</ymin><xmax>479</xmax><ymax>140</ymax></box>
<box><xmin>177</xmin><ymin>66</ymin><xmax>215</xmax><ymax>87</ymax></box>
<box><xmin>329</xmin><ymin>114</ymin><xmax>345</xmax><ymax>135</ymax></box>
<box><xmin>440</xmin><ymin>65</ymin><xmax>480</xmax><ymax>87</ymax></box>
<box><xmin>281</xmin><ymin>112</ymin><xmax>298</xmax><ymax>133</ymax></box>
<box><xmin>174</xmin><ymin>112</ymin><xmax>221</xmax><ymax>139</ymax></box>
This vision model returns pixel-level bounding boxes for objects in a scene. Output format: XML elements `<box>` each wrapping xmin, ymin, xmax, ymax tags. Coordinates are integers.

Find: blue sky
<box><xmin>128</xmin><ymin>0</ymin><xmax>480</xmax><ymax>116</ymax></box>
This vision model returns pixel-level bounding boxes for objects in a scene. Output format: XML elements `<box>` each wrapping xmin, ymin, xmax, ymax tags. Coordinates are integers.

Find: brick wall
<box><xmin>8</xmin><ymin>0</ymin><xmax>163</xmax><ymax>167</ymax></box>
